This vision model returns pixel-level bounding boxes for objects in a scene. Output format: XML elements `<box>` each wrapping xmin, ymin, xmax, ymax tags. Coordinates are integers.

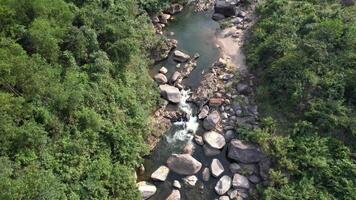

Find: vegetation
<box><xmin>243</xmin><ymin>0</ymin><xmax>356</xmax><ymax>199</ymax></box>
<box><xmin>0</xmin><ymin>0</ymin><xmax>177</xmax><ymax>199</ymax></box>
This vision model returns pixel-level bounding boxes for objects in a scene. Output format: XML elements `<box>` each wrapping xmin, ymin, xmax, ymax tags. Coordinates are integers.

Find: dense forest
<box><xmin>0</xmin><ymin>0</ymin><xmax>176</xmax><ymax>199</ymax></box>
<box><xmin>243</xmin><ymin>0</ymin><xmax>356</xmax><ymax>199</ymax></box>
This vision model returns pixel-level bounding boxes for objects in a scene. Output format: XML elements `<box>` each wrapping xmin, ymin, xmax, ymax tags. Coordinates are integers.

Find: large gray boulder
<box><xmin>215</xmin><ymin>175</ymin><xmax>232</xmax><ymax>195</ymax></box>
<box><xmin>137</xmin><ymin>181</ymin><xmax>157</xmax><ymax>200</ymax></box>
<box><xmin>167</xmin><ymin>154</ymin><xmax>202</xmax><ymax>175</ymax></box>
<box><xmin>214</xmin><ymin>0</ymin><xmax>237</xmax><ymax>17</ymax></box>
<box><xmin>159</xmin><ymin>84</ymin><xmax>182</xmax><ymax>103</ymax></box>
<box><xmin>173</xmin><ymin>50</ymin><xmax>190</xmax><ymax>62</ymax></box>
<box><xmin>154</xmin><ymin>73</ymin><xmax>168</xmax><ymax>84</ymax></box>
<box><xmin>228</xmin><ymin>139</ymin><xmax>266</xmax><ymax>163</ymax></box>
<box><xmin>232</xmin><ymin>173</ymin><xmax>250</xmax><ymax>189</ymax></box>
<box><xmin>203</xmin><ymin>111</ymin><xmax>221</xmax><ymax>130</ymax></box>
<box><xmin>203</xmin><ymin>131</ymin><xmax>226</xmax><ymax>149</ymax></box>
<box><xmin>151</xmin><ymin>165</ymin><xmax>170</xmax><ymax>181</ymax></box>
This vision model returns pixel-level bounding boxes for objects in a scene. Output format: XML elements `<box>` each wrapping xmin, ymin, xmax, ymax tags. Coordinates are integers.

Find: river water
<box><xmin>140</xmin><ymin>5</ymin><xmax>234</xmax><ymax>200</ymax></box>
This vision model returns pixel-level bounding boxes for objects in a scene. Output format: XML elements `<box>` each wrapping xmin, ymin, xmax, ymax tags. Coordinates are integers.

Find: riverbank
<box><xmin>139</xmin><ymin>1</ymin><xmax>270</xmax><ymax>199</ymax></box>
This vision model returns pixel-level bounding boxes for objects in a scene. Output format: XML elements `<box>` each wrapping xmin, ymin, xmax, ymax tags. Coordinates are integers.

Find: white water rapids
<box><xmin>165</xmin><ymin>89</ymin><xmax>199</xmax><ymax>143</ymax></box>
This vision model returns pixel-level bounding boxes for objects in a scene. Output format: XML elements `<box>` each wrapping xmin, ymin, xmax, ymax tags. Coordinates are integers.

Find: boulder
<box><xmin>159</xmin><ymin>67</ymin><xmax>168</xmax><ymax>74</ymax></box>
<box><xmin>214</xmin><ymin>0</ymin><xmax>237</xmax><ymax>17</ymax></box>
<box><xmin>166</xmin><ymin>189</ymin><xmax>181</xmax><ymax>200</ymax></box>
<box><xmin>224</xmin><ymin>130</ymin><xmax>236</xmax><ymax>142</ymax></box>
<box><xmin>259</xmin><ymin>158</ymin><xmax>271</xmax><ymax>181</ymax></box>
<box><xmin>228</xmin><ymin>139</ymin><xmax>266</xmax><ymax>163</ymax></box>
<box><xmin>173</xmin><ymin>180</ymin><xmax>181</xmax><ymax>189</ymax></box>
<box><xmin>170</xmin><ymin>71</ymin><xmax>181</xmax><ymax>83</ymax></box>
<box><xmin>248</xmin><ymin>175</ymin><xmax>261</xmax><ymax>184</ymax></box>
<box><xmin>159</xmin><ymin>13</ymin><xmax>171</xmax><ymax>24</ymax></box>
<box><xmin>151</xmin><ymin>165</ymin><xmax>170</xmax><ymax>181</ymax></box>
<box><xmin>232</xmin><ymin>174</ymin><xmax>250</xmax><ymax>189</ymax></box>
<box><xmin>182</xmin><ymin>142</ymin><xmax>194</xmax><ymax>155</ymax></box>
<box><xmin>154</xmin><ymin>73</ymin><xmax>168</xmax><ymax>84</ymax></box>
<box><xmin>165</xmin><ymin>3</ymin><xmax>183</xmax><ymax>15</ymax></box>
<box><xmin>194</xmin><ymin>135</ymin><xmax>204</xmax><ymax>146</ymax></box>
<box><xmin>137</xmin><ymin>181</ymin><xmax>157</xmax><ymax>200</ymax></box>
<box><xmin>229</xmin><ymin>163</ymin><xmax>241</xmax><ymax>173</ymax></box>
<box><xmin>203</xmin><ymin>131</ymin><xmax>226</xmax><ymax>149</ymax></box>
<box><xmin>167</xmin><ymin>154</ymin><xmax>202</xmax><ymax>175</ymax></box>
<box><xmin>198</xmin><ymin>105</ymin><xmax>210</xmax><ymax>119</ymax></box>
<box><xmin>215</xmin><ymin>175</ymin><xmax>232</xmax><ymax>195</ymax></box>
<box><xmin>203</xmin><ymin>144</ymin><xmax>221</xmax><ymax>156</ymax></box>
<box><xmin>202</xmin><ymin>167</ymin><xmax>211</xmax><ymax>181</ymax></box>
<box><xmin>203</xmin><ymin>111</ymin><xmax>221</xmax><ymax>130</ymax></box>
<box><xmin>173</xmin><ymin>50</ymin><xmax>190</xmax><ymax>62</ymax></box>
<box><xmin>159</xmin><ymin>84</ymin><xmax>182</xmax><ymax>103</ymax></box>
<box><xmin>211</xmin><ymin>159</ymin><xmax>224</xmax><ymax>177</ymax></box>
<box><xmin>183</xmin><ymin>175</ymin><xmax>198</xmax><ymax>186</ymax></box>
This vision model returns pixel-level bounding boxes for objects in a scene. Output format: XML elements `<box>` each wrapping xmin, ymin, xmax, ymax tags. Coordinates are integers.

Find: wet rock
<box><xmin>173</xmin><ymin>50</ymin><xmax>190</xmax><ymax>62</ymax></box>
<box><xmin>202</xmin><ymin>167</ymin><xmax>211</xmax><ymax>181</ymax></box>
<box><xmin>219</xmin><ymin>196</ymin><xmax>230</xmax><ymax>200</ymax></box>
<box><xmin>137</xmin><ymin>181</ymin><xmax>157</xmax><ymax>200</ymax></box>
<box><xmin>170</xmin><ymin>71</ymin><xmax>181</xmax><ymax>84</ymax></box>
<box><xmin>166</xmin><ymin>189</ymin><xmax>181</xmax><ymax>200</ymax></box>
<box><xmin>211</xmin><ymin>159</ymin><xmax>224</xmax><ymax>177</ymax></box>
<box><xmin>159</xmin><ymin>67</ymin><xmax>168</xmax><ymax>74</ymax></box>
<box><xmin>151</xmin><ymin>165</ymin><xmax>170</xmax><ymax>181</ymax></box>
<box><xmin>203</xmin><ymin>111</ymin><xmax>221</xmax><ymax>130</ymax></box>
<box><xmin>167</xmin><ymin>154</ymin><xmax>202</xmax><ymax>175</ymax></box>
<box><xmin>203</xmin><ymin>144</ymin><xmax>221</xmax><ymax>156</ymax></box>
<box><xmin>229</xmin><ymin>163</ymin><xmax>241</xmax><ymax>173</ymax></box>
<box><xmin>198</xmin><ymin>105</ymin><xmax>210</xmax><ymax>119</ymax></box>
<box><xmin>215</xmin><ymin>175</ymin><xmax>232</xmax><ymax>195</ymax></box>
<box><xmin>209</xmin><ymin>98</ymin><xmax>224</xmax><ymax>107</ymax></box>
<box><xmin>224</xmin><ymin>130</ymin><xmax>236</xmax><ymax>142</ymax></box>
<box><xmin>159</xmin><ymin>84</ymin><xmax>182</xmax><ymax>103</ymax></box>
<box><xmin>204</xmin><ymin>131</ymin><xmax>226</xmax><ymax>149</ymax></box>
<box><xmin>214</xmin><ymin>0</ymin><xmax>237</xmax><ymax>17</ymax></box>
<box><xmin>212</xmin><ymin>13</ymin><xmax>225</xmax><ymax>21</ymax></box>
<box><xmin>173</xmin><ymin>180</ymin><xmax>181</xmax><ymax>189</ymax></box>
<box><xmin>228</xmin><ymin>139</ymin><xmax>266</xmax><ymax>163</ymax></box>
<box><xmin>154</xmin><ymin>73</ymin><xmax>168</xmax><ymax>84</ymax></box>
<box><xmin>165</xmin><ymin>3</ymin><xmax>183</xmax><ymax>15</ymax></box>
<box><xmin>183</xmin><ymin>175</ymin><xmax>198</xmax><ymax>186</ymax></box>
<box><xmin>232</xmin><ymin>174</ymin><xmax>250</xmax><ymax>189</ymax></box>
<box><xmin>194</xmin><ymin>135</ymin><xmax>204</xmax><ymax>146</ymax></box>
<box><xmin>248</xmin><ymin>175</ymin><xmax>261</xmax><ymax>184</ymax></box>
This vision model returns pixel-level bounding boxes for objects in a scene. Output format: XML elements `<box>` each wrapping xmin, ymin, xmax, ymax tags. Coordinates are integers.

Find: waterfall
<box><xmin>165</xmin><ymin>89</ymin><xmax>199</xmax><ymax>143</ymax></box>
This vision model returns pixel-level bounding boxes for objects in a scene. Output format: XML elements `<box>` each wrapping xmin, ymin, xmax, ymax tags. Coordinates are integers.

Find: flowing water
<box><xmin>141</xmin><ymin>5</ymin><xmax>234</xmax><ymax>200</ymax></box>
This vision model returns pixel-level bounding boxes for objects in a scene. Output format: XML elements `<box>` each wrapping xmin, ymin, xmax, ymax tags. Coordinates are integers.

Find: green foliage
<box><xmin>244</xmin><ymin>0</ymin><xmax>356</xmax><ymax>199</ymax></box>
<box><xmin>0</xmin><ymin>0</ymin><xmax>160</xmax><ymax>199</ymax></box>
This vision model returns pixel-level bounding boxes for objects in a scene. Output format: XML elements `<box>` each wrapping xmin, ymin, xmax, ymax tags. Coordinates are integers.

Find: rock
<box><xmin>259</xmin><ymin>158</ymin><xmax>271</xmax><ymax>181</ymax></box>
<box><xmin>159</xmin><ymin>84</ymin><xmax>182</xmax><ymax>103</ymax></box>
<box><xmin>159</xmin><ymin>13</ymin><xmax>171</xmax><ymax>24</ymax></box>
<box><xmin>159</xmin><ymin>67</ymin><xmax>168</xmax><ymax>74</ymax></box>
<box><xmin>222</xmin><ymin>112</ymin><xmax>228</xmax><ymax>119</ymax></box>
<box><xmin>209</xmin><ymin>98</ymin><xmax>224</xmax><ymax>107</ymax></box>
<box><xmin>236</xmin><ymin>83</ymin><xmax>251</xmax><ymax>95</ymax></box>
<box><xmin>183</xmin><ymin>175</ymin><xmax>198</xmax><ymax>186</ymax></box>
<box><xmin>203</xmin><ymin>144</ymin><xmax>221</xmax><ymax>156</ymax></box>
<box><xmin>248</xmin><ymin>175</ymin><xmax>261</xmax><ymax>184</ymax></box>
<box><xmin>203</xmin><ymin>111</ymin><xmax>221</xmax><ymax>130</ymax></box>
<box><xmin>166</xmin><ymin>189</ymin><xmax>181</xmax><ymax>200</ymax></box>
<box><xmin>138</xmin><ymin>164</ymin><xmax>145</xmax><ymax>175</ymax></box>
<box><xmin>152</xmin><ymin>15</ymin><xmax>160</xmax><ymax>23</ymax></box>
<box><xmin>137</xmin><ymin>181</ymin><xmax>157</xmax><ymax>200</ymax></box>
<box><xmin>173</xmin><ymin>180</ymin><xmax>181</xmax><ymax>189</ymax></box>
<box><xmin>228</xmin><ymin>139</ymin><xmax>266</xmax><ymax>163</ymax></box>
<box><xmin>173</xmin><ymin>50</ymin><xmax>190</xmax><ymax>62</ymax></box>
<box><xmin>216</xmin><ymin>57</ymin><xmax>227</xmax><ymax>67</ymax></box>
<box><xmin>193</xmin><ymin>53</ymin><xmax>200</xmax><ymax>59</ymax></box>
<box><xmin>232</xmin><ymin>17</ymin><xmax>244</xmax><ymax>24</ymax></box>
<box><xmin>202</xmin><ymin>167</ymin><xmax>211</xmax><ymax>181</ymax></box>
<box><xmin>165</xmin><ymin>3</ymin><xmax>183</xmax><ymax>15</ymax></box>
<box><xmin>215</xmin><ymin>175</ymin><xmax>232</xmax><ymax>195</ymax></box>
<box><xmin>151</xmin><ymin>165</ymin><xmax>170</xmax><ymax>181</ymax></box>
<box><xmin>219</xmin><ymin>73</ymin><xmax>234</xmax><ymax>81</ymax></box>
<box><xmin>232</xmin><ymin>174</ymin><xmax>250</xmax><ymax>189</ymax></box>
<box><xmin>212</xmin><ymin>13</ymin><xmax>225</xmax><ymax>21</ymax></box>
<box><xmin>203</xmin><ymin>131</ymin><xmax>226</xmax><ymax>149</ymax></box>
<box><xmin>154</xmin><ymin>73</ymin><xmax>168</xmax><ymax>84</ymax></box>
<box><xmin>194</xmin><ymin>135</ymin><xmax>204</xmax><ymax>146</ymax></box>
<box><xmin>214</xmin><ymin>0</ymin><xmax>237</xmax><ymax>17</ymax></box>
<box><xmin>211</xmin><ymin>159</ymin><xmax>224</xmax><ymax>177</ymax></box>
<box><xmin>227</xmin><ymin>189</ymin><xmax>238</xmax><ymax>199</ymax></box>
<box><xmin>182</xmin><ymin>143</ymin><xmax>194</xmax><ymax>155</ymax></box>
<box><xmin>237</xmin><ymin>11</ymin><xmax>247</xmax><ymax>18</ymax></box>
<box><xmin>238</xmin><ymin>164</ymin><xmax>258</xmax><ymax>175</ymax></box>
<box><xmin>167</xmin><ymin>154</ymin><xmax>202</xmax><ymax>175</ymax></box>
<box><xmin>170</xmin><ymin>71</ymin><xmax>181</xmax><ymax>84</ymax></box>
<box><xmin>229</xmin><ymin>163</ymin><xmax>241</xmax><ymax>173</ymax></box>
<box><xmin>219</xmin><ymin>196</ymin><xmax>230</xmax><ymax>200</ymax></box>
<box><xmin>224</xmin><ymin>130</ymin><xmax>236</xmax><ymax>142</ymax></box>
<box><xmin>198</xmin><ymin>105</ymin><xmax>210</xmax><ymax>119</ymax></box>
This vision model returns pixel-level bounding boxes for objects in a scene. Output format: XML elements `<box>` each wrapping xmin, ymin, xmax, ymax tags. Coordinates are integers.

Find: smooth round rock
<box><xmin>215</xmin><ymin>175</ymin><xmax>232</xmax><ymax>195</ymax></box>
<box><xmin>151</xmin><ymin>165</ymin><xmax>170</xmax><ymax>181</ymax></box>
<box><xmin>204</xmin><ymin>131</ymin><xmax>226</xmax><ymax>149</ymax></box>
<box><xmin>137</xmin><ymin>181</ymin><xmax>157</xmax><ymax>200</ymax></box>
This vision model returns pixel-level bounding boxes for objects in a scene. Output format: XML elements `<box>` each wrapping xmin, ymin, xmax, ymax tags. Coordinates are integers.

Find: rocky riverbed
<box><xmin>139</xmin><ymin>1</ymin><xmax>270</xmax><ymax>199</ymax></box>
